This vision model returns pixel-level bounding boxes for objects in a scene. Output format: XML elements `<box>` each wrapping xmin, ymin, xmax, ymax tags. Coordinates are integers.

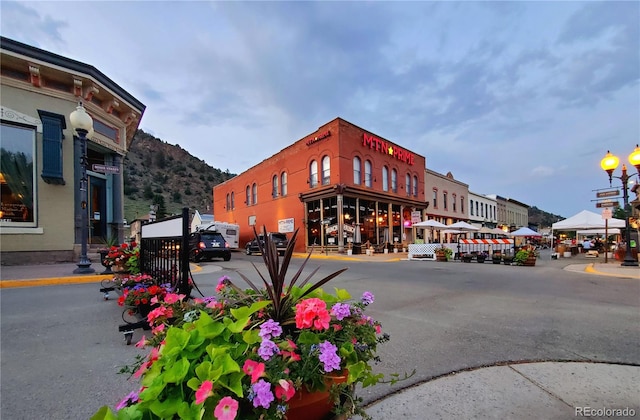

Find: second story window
<box><xmin>391</xmin><ymin>169</ymin><xmax>397</xmax><ymax>193</ymax></box>
<box><xmin>310</xmin><ymin>160</ymin><xmax>318</xmax><ymax>187</ymax></box>
<box><xmin>353</xmin><ymin>157</ymin><xmax>361</xmax><ymax>185</ymax></box>
<box><xmin>382</xmin><ymin>166</ymin><xmax>389</xmax><ymax>191</ymax></box>
<box><xmin>226</xmin><ymin>193</ymin><xmax>230</xmax><ymax>210</ymax></box>
<box><xmin>321</xmin><ymin>155</ymin><xmax>330</xmax><ymax>185</ymax></box>
<box><xmin>405</xmin><ymin>173</ymin><xmax>411</xmax><ymax>195</ymax></box>
<box><xmin>272</xmin><ymin>175</ymin><xmax>278</xmax><ymax>198</ymax></box>
<box><xmin>433</xmin><ymin>189</ymin><xmax>438</xmax><ymax>208</ymax></box>
<box><xmin>453</xmin><ymin>194</ymin><xmax>457</xmax><ymax>212</ymax></box>
<box><xmin>252</xmin><ymin>183</ymin><xmax>257</xmax><ymax>205</ymax></box>
<box><xmin>246</xmin><ymin>186</ymin><xmax>251</xmax><ymax>206</ymax></box>
<box><xmin>365</xmin><ymin>160</ymin><xmax>372</xmax><ymax>187</ymax></box>
<box><xmin>413</xmin><ymin>175</ymin><xmax>418</xmax><ymax>196</ymax></box>
<box><xmin>461</xmin><ymin>196</ymin><xmax>464</xmax><ymax>214</ymax></box>
<box><xmin>231</xmin><ymin>192</ymin><xmax>235</xmax><ymax>209</ymax></box>
<box><xmin>443</xmin><ymin>192</ymin><xmax>448</xmax><ymax>210</ymax></box>
<box><xmin>280</xmin><ymin>172</ymin><xmax>287</xmax><ymax>196</ymax></box>
<box><xmin>470</xmin><ymin>199</ymin><xmax>474</xmax><ymax>216</ymax></box>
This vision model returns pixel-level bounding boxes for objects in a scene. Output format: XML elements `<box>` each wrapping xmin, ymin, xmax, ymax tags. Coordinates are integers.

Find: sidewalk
<box><xmin>361</xmin><ymin>361</ymin><xmax>640</xmax><ymax>419</ymax></box>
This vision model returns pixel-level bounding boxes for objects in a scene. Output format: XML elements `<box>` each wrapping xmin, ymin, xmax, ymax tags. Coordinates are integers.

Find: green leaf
<box><xmin>149</xmin><ymin>397</ymin><xmax>181</xmax><ymax>418</ymax></box>
<box><xmin>346</xmin><ymin>361</ymin><xmax>367</xmax><ymax>384</ymax></box>
<box><xmin>178</xmin><ymin>402</ymin><xmax>203</xmax><ymax>420</ymax></box>
<box><xmin>230</xmin><ymin>300</ymin><xmax>270</xmax><ymax>320</ymax></box>
<box><xmin>90</xmin><ymin>406</ymin><xmax>118</xmax><ymax>420</ymax></box>
<box><xmin>186</xmin><ymin>377</ymin><xmax>201</xmax><ymax>392</ymax></box>
<box><xmin>242</xmin><ymin>329</ymin><xmax>261</xmax><ymax>345</ymax></box>
<box><xmin>139</xmin><ymin>377</ymin><xmax>166</xmax><ymax>401</ymax></box>
<box><xmin>334</xmin><ymin>288</ymin><xmax>352</xmax><ymax>301</ymax></box>
<box><xmin>163</xmin><ymin>357</ymin><xmax>190</xmax><ymax>384</ymax></box>
<box><xmin>194</xmin><ymin>361</ymin><xmax>213</xmax><ymax>381</ymax></box>
<box><xmin>164</xmin><ymin>327</ymin><xmax>192</xmax><ymax>358</ymax></box>
<box><xmin>219</xmin><ymin>371</ymin><xmax>245</xmax><ymax>397</ymax></box>
<box><xmin>194</xmin><ymin>312</ymin><xmax>225</xmax><ymax>339</ymax></box>
<box><xmin>297</xmin><ymin>330</ymin><xmax>321</xmax><ymax>345</ymax></box>
<box><xmin>116</xmin><ymin>405</ymin><xmax>143</xmax><ymax>420</ymax></box>
<box><xmin>223</xmin><ymin>316</ymin><xmax>250</xmax><ymax>334</ymax></box>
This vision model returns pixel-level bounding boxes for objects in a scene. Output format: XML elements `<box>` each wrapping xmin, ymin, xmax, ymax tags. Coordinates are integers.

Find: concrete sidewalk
<box><xmin>361</xmin><ymin>361</ymin><xmax>640</xmax><ymax>419</ymax></box>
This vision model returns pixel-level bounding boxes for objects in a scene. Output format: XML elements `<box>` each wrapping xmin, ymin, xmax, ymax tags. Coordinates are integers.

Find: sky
<box><xmin>2</xmin><ymin>1</ymin><xmax>638</xmax><ymax>219</ymax></box>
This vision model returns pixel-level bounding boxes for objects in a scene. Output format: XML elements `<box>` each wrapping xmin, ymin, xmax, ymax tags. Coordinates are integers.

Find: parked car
<box><xmin>245</xmin><ymin>232</ymin><xmax>289</xmax><ymax>256</ymax></box>
<box><xmin>189</xmin><ymin>230</ymin><xmax>231</xmax><ymax>262</ymax></box>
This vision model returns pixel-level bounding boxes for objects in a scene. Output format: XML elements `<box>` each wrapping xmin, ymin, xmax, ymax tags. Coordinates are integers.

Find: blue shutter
<box><xmin>38</xmin><ymin>111</ymin><xmax>66</xmax><ymax>185</ymax></box>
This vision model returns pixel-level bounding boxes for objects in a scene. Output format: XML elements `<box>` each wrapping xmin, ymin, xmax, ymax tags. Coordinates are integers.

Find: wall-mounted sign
<box><xmin>278</xmin><ymin>218</ymin><xmax>295</xmax><ymax>233</ymax></box>
<box><xmin>363</xmin><ymin>133</ymin><xmax>415</xmax><ymax>165</ymax></box>
<box><xmin>411</xmin><ymin>211</ymin><xmax>421</xmax><ymax>223</ymax></box>
<box><xmin>248</xmin><ymin>215</ymin><xmax>257</xmax><ymax>226</ymax></box>
<box><xmin>92</xmin><ymin>164</ymin><xmax>120</xmax><ymax>174</ymax></box>
<box><xmin>306</xmin><ymin>130</ymin><xmax>331</xmax><ymax>146</ymax></box>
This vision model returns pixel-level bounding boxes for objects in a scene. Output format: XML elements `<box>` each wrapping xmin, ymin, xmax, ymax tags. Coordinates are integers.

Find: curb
<box><xmin>0</xmin><ymin>274</ymin><xmax>114</xmax><ymax>289</ymax></box>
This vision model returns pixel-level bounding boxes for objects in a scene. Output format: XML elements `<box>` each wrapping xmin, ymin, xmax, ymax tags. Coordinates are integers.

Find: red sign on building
<box><xmin>362</xmin><ymin>133</ymin><xmax>414</xmax><ymax>165</ymax></box>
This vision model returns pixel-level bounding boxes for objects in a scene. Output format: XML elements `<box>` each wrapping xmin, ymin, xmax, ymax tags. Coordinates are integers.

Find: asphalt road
<box><xmin>1</xmin><ymin>251</ymin><xmax>638</xmax><ymax>419</ymax></box>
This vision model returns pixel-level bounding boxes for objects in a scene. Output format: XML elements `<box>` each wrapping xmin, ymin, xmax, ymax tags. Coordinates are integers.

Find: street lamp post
<box><xmin>600</xmin><ymin>145</ymin><xmax>640</xmax><ymax>267</ymax></box>
<box><xmin>70</xmin><ymin>102</ymin><xmax>95</xmax><ymax>274</ymax></box>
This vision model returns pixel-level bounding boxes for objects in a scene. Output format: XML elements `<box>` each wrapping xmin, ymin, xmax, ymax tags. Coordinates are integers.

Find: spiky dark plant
<box><xmin>235</xmin><ymin>225</ymin><xmax>348</xmax><ymax>324</ymax></box>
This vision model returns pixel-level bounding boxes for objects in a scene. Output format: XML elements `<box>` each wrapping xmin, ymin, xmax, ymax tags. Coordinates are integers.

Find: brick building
<box><xmin>213</xmin><ymin>118</ymin><xmax>427</xmax><ymax>253</ymax></box>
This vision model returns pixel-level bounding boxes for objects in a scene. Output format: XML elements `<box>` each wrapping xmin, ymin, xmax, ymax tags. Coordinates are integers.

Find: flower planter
<box><xmin>522</xmin><ymin>256</ymin><xmax>536</xmax><ymax>266</ymax></box>
<box><xmin>435</xmin><ymin>252</ymin><xmax>447</xmax><ymax>262</ymax></box>
<box><xmin>287</xmin><ymin>373</ymin><xmax>348</xmax><ymax>420</ymax></box>
<box><xmin>477</xmin><ymin>255</ymin><xmax>486</xmax><ymax>263</ymax></box>
<box><xmin>99</xmin><ymin>250</ymin><xmax>113</xmax><ymax>274</ymax></box>
<box><xmin>503</xmin><ymin>257</ymin><xmax>514</xmax><ymax>265</ymax></box>
<box><xmin>461</xmin><ymin>254</ymin><xmax>473</xmax><ymax>263</ymax></box>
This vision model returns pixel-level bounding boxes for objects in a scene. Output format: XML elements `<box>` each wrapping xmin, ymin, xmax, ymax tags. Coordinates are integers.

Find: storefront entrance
<box><xmin>89</xmin><ymin>175</ymin><xmax>107</xmax><ymax>243</ymax></box>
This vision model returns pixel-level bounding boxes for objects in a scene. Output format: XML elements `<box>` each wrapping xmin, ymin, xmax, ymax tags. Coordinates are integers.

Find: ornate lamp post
<box><xmin>600</xmin><ymin>145</ymin><xmax>640</xmax><ymax>267</ymax></box>
<box><xmin>70</xmin><ymin>102</ymin><xmax>95</xmax><ymax>274</ymax></box>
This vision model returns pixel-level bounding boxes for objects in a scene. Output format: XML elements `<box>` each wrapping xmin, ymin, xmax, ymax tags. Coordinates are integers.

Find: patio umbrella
<box><xmin>413</xmin><ymin>219</ymin><xmax>447</xmax><ymax>243</ymax></box>
<box><xmin>448</xmin><ymin>221</ymin><xmax>480</xmax><ymax>231</ymax></box>
<box><xmin>490</xmin><ymin>227</ymin><xmax>509</xmax><ymax>236</ymax></box>
<box><xmin>508</xmin><ymin>227</ymin><xmax>542</xmax><ymax>237</ymax></box>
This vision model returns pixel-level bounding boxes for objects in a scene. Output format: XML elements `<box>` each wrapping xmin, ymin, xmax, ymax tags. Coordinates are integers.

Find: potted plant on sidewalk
<box><xmin>93</xmin><ymin>227</ymin><xmax>412</xmax><ymax>420</ymax></box>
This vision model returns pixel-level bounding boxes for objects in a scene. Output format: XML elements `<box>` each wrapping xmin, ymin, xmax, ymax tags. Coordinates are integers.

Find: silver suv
<box><xmin>245</xmin><ymin>233</ymin><xmax>288</xmax><ymax>256</ymax></box>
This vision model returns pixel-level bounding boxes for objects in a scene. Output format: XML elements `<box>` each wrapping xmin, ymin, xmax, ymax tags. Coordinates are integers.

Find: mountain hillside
<box><xmin>123</xmin><ymin>129</ymin><xmax>235</xmax><ymax>222</ymax></box>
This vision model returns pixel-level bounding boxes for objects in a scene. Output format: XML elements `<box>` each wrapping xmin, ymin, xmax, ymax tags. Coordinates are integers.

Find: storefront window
<box><xmin>343</xmin><ymin>197</ymin><xmax>357</xmax><ymax>246</ymax></box>
<box><xmin>1</xmin><ymin>123</ymin><xmax>36</xmax><ymax>226</ymax></box>
<box><xmin>392</xmin><ymin>204</ymin><xmax>401</xmax><ymax>245</ymax></box>
<box><xmin>323</xmin><ymin>197</ymin><xmax>337</xmax><ymax>246</ymax></box>
<box><xmin>359</xmin><ymin>199</ymin><xmax>376</xmax><ymax>244</ymax></box>
<box><xmin>307</xmin><ymin>199</ymin><xmax>321</xmax><ymax>247</ymax></box>
<box><xmin>377</xmin><ymin>202</ymin><xmax>389</xmax><ymax>244</ymax></box>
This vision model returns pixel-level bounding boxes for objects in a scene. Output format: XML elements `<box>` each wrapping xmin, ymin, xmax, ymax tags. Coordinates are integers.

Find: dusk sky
<box><xmin>2</xmin><ymin>1</ymin><xmax>638</xmax><ymax>219</ymax></box>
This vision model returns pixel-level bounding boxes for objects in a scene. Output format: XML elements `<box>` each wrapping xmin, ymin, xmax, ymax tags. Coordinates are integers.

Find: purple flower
<box><xmin>259</xmin><ymin>319</ymin><xmax>282</xmax><ymax>339</ymax></box>
<box><xmin>251</xmin><ymin>379</ymin><xmax>274</xmax><ymax>409</ymax></box>
<box><xmin>318</xmin><ymin>341</ymin><xmax>341</xmax><ymax>372</ymax></box>
<box><xmin>361</xmin><ymin>291</ymin><xmax>375</xmax><ymax>306</ymax></box>
<box><xmin>202</xmin><ymin>296</ymin><xmax>217</xmax><ymax>304</ymax></box>
<box><xmin>258</xmin><ymin>338</ymin><xmax>280</xmax><ymax>361</ymax></box>
<box><xmin>331</xmin><ymin>303</ymin><xmax>351</xmax><ymax>320</ymax></box>
<box><xmin>116</xmin><ymin>390</ymin><xmax>139</xmax><ymax>410</ymax></box>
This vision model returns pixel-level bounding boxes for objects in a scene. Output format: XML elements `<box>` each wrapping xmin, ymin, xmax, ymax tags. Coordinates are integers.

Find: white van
<box><xmin>195</xmin><ymin>222</ymin><xmax>240</xmax><ymax>250</ymax></box>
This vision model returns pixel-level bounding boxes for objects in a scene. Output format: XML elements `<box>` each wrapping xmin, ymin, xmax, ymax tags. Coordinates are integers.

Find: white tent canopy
<box><xmin>448</xmin><ymin>221</ymin><xmax>480</xmax><ymax>231</ymax></box>
<box><xmin>413</xmin><ymin>219</ymin><xmax>447</xmax><ymax>228</ymax></box>
<box><xmin>552</xmin><ymin>210</ymin><xmax>625</xmax><ymax>231</ymax></box>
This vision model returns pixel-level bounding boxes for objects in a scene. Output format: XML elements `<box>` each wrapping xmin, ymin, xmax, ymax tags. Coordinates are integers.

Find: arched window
<box><xmin>226</xmin><ymin>193</ymin><xmax>230</xmax><ymax>210</ymax></box>
<box><xmin>461</xmin><ymin>196</ymin><xmax>464</xmax><ymax>214</ymax></box>
<box><xmin>405</xmin><ymin>173</ymin><xmax>411</xmax><ymax>194</ymax></box>
<box><xmin>382</xmin><ymin>166</ymin><xmax>389</xmax><ymax>191</ymax></box>
<box><xmin>310</xmin><ymin>160</ymin><xmax>318</xmax><ymax>187</ymax></box>
<box><xmin>246</xmin><ymin>186</ymin><xmax>251</xmax><ymax>206</ymax></box>
<box><xmin>364</xmin><ymin>160</ymin><xmax>372</xmax><ymax>187</ymax></box>
<box><xmin>321</xmin><ymin>155</ymin><xmax>330</xmax><ymax>185</ymax></box>
<box><xmin>353</xmin><ymin>157</ymin><xmax>361</xmax><ymax>185</ymax></box>
<box><xmin>412</xmin><ymin>175</ymin><xmax>418</xmax><ymax>196</ymax></box>
<box><xmin>272</xmin><ymin>175</ymin><xmax>278</xmax><ymax>198</ymax></box>
<box><xmin>252</xmin><ymin>183</ymin><xmax>257</xmax><ymax>205</ymax></box>
<box><xmin>280</xmin><ymin>172</ymin><xmax>287</xmax><ymax>196</ymax></box>
<box><xmin>230</xmin><ymin>192</ymin><xmax>235</xmax><ymax>209</ymax></box>
<box><xmin>391</xmin><ymin>169</ymin><xmax>397</xmax><ymax>193</ymax></box>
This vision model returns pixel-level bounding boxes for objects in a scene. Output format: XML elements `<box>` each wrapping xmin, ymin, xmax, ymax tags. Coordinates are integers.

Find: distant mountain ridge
<box><xmin>123</xmin><ymin>130</ymin><xmax>562</xmax><ymax>228</ymax></box>
<box><xmin>123</xmin><ymin>129</ymin><xmax>235</xmax><ymax>222</ymax></box>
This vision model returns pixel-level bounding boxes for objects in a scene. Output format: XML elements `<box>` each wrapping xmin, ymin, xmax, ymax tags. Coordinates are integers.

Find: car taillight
<box><xmin>198</xmin><ymin>241</ymin><xmax>206</xmax><ymax>249</ymax></box>
<box><xmin>225</xmin><ymin>242</ymin><xmax>230</xmax><ymax>248</ymax></box>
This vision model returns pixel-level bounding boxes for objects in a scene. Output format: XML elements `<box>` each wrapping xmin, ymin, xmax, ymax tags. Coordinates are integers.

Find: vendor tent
<box><xmin>509</xmin><ymin>227</ymin><xmax>542</xmax><ymax>237</ymax></box>
<box><xmin>552</xmin><ymin>210</ymin><xmax>625</xmax><ymax>231</ymax></box>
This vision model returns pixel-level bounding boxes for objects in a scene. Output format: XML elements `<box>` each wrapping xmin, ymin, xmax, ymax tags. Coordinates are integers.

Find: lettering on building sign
<box><xmin>362</xmin><ymin>133</ymin><xmax>415</xmax><ymax>165</ymax></box>
<box><xmin>306</xmin><ymin>130</ymin><xmax>331</xmax><ymax>146</ymax></box>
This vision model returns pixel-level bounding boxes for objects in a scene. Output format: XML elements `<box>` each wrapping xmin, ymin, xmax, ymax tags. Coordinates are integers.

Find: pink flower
<box><xmin>163</xmin><ymin>293</ymin><xmax>186</xmax><ymax>304</ymax></box>
<box><xmin>243</xmin><ymin>359</ymin><xmax>265</xmax><ymax>384</ymax></box>
<box><xmin>195</xmin><ymin>380</ymin><xmax>213</xmax><ymax>405</ymax></box>
<box><xmin>274</xmin><ymin>379</ymin><xmax>296</xmax><ymax>402</ymax></box>
<box><xmin>135</xmin><ymin>335</ymin><xmax>147</xmax><ymax>348</ymax></box>
<box><xmin>295</xmin><ymin>298</ymin><xmax>330</xmax><ymax>330</ymax></box>
<box><xmin>147</xmin><ymin>306</ymin><xmax>174</xmax><ymax>324</ymax></box>
<box><xmin>214</xmin><ymin>396</ymin><xmax>238</xmax><ymax>420</ymax></box>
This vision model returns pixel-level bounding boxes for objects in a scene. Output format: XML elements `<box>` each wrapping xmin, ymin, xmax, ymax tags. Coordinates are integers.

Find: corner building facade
<box><xmin>213</xmin><ymin>118</ymin><xmax>427</xmax><ymax>253</ymax></box>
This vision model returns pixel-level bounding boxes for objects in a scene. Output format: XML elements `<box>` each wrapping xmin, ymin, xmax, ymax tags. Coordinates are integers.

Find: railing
<box><xmin>407</xmin><ymin>243</ymin><xmax>456</xmax><ymax>260</ymax></box>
